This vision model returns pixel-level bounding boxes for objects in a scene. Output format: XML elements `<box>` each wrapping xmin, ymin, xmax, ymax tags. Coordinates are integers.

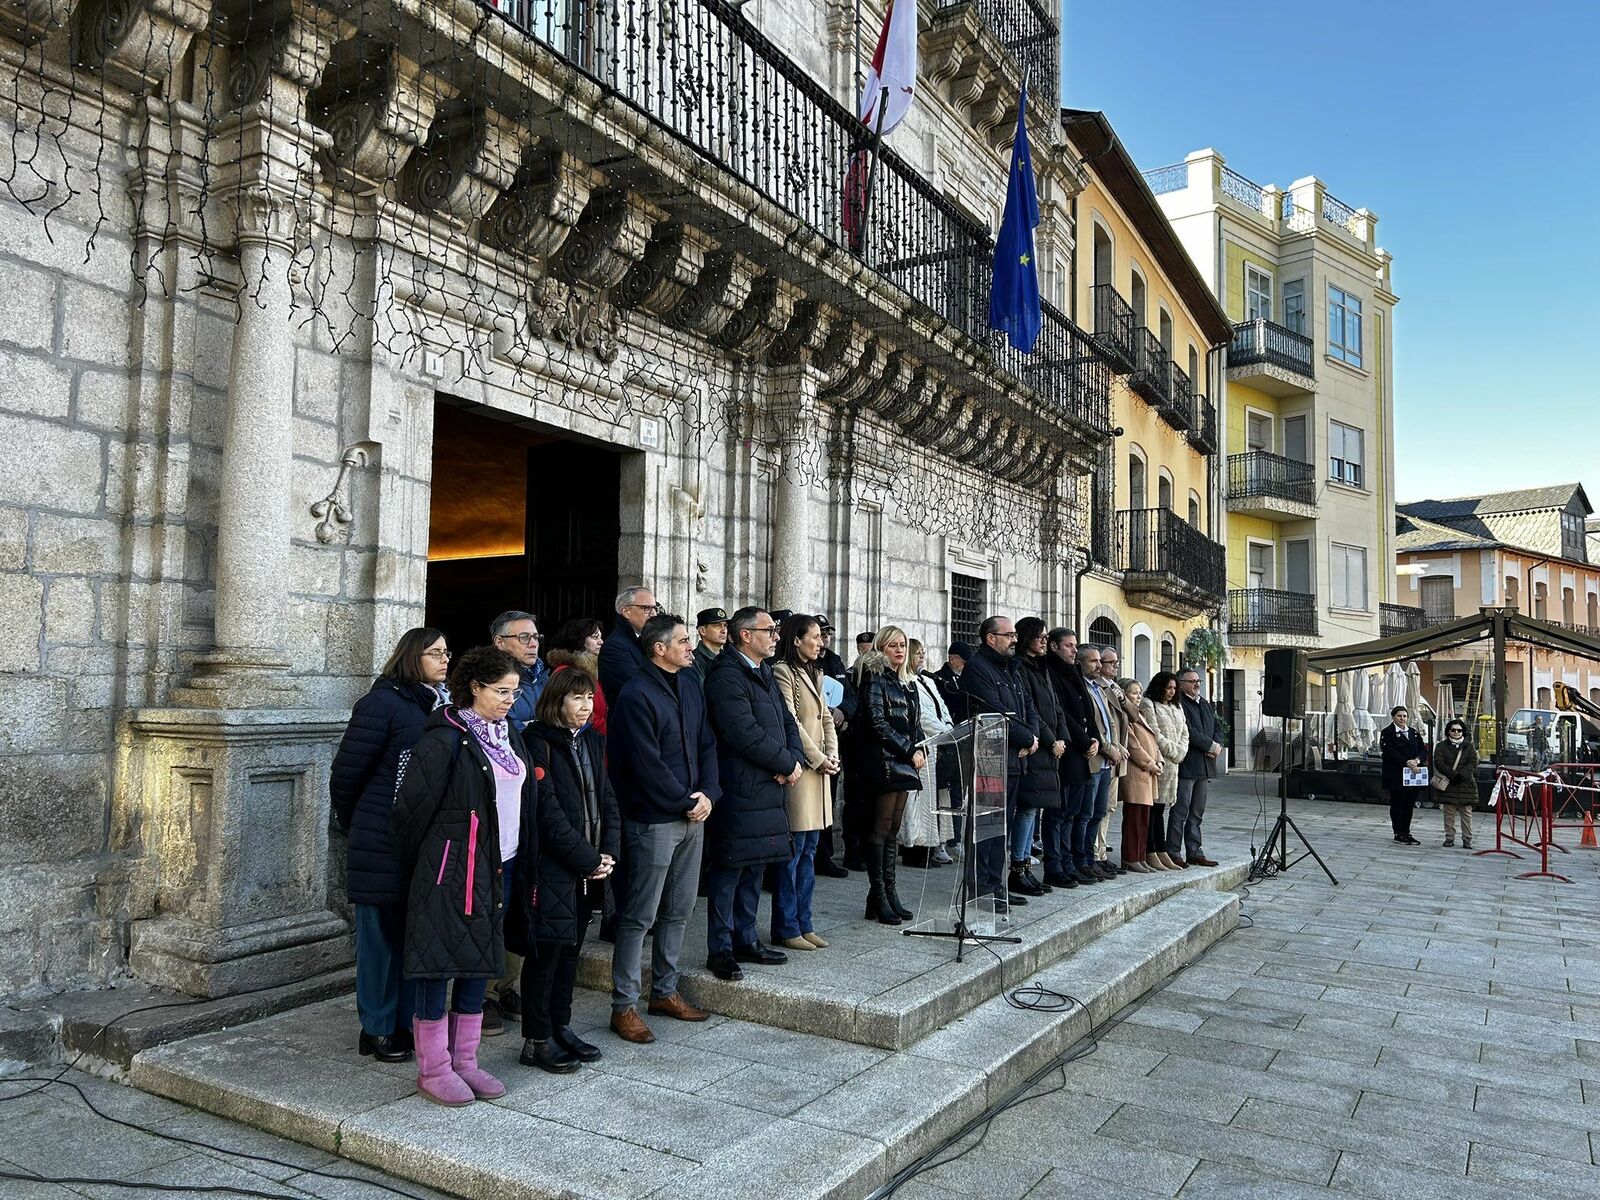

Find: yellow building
<box><xmin>1061</xmin><ymin>113</ymin><xmax>1233</xmax><ymax>683</ymax></box>
<box><xmin>1150</xmin><ymin>151</ymin><xmax>1398</xmax><ymax>760</ymax></box>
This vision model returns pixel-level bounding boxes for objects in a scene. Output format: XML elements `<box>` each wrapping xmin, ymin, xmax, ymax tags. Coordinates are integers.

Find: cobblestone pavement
<box><xmin>892</xmin><ymin>774</ymin><xmax>1600</xmax><ymax>1199</ymax></box>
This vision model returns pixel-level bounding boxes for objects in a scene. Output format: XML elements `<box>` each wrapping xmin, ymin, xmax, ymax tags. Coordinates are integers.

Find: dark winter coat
<box><xmin>1017</xmin><ymin>654</ymin><xmax>1069</xmax><ymax>809</ymax></box>
<box><xmin>960</xmin><ymin>644</ymin><xmax>1039</xmax><ymax>777</ymax></box>
<box><xmin>819</xmin><ymin>647</ymin><xmax>860</xmax><ymax>725</ymax></box>
<box><xmin>506</xmin><ymin>658</ymin><xmax>549</xmax><ymax>732</ymax></box>
<box><xmin>1380</xmin><ymin>723</ymin><xmax>1430</xmax><ymax>789</ymax></box>
<box><xmin>609</xmin><ymin>663</ymin><xmax>722</xmax><ymax>824</ymax></box>
<box><xmin>932</xmin><ymin>663</ymin><xmax>969</xmax><ymax>724</ymax></box>
<box><xmin>514</xmin><ymin>722</ymin><xmax>621</xmax><ymax>949</ymax></box>
<box><xmin>330</xmin><ymin>678</ymin><xmax>439</xmax><ymax>907</ymax></box>
<box><xmin>1431</xmin><ymin>737</ymin><xmax>1479</xmax><ymax>807</ymax></box>
<box><xmin>1179</xmin><ymin>693</ymin><xmax>1223</xmax><ymax>780</ymax></box>
<box><xmin>1044</xmin><ymin>653</ymin><xmax>1097</xmax><ymax>787</ymax></box>
<box><xmin>704</xmin><ymin>647</ymin><xmax>805</xmax><ymax>869</ymax></box>
<box><xmin>597</xmin><ymin>617</ymin><xmax>647</xmax><ymax>708</ymax></box>
<box><xmin>850</xmin><ymin>652</ymin><xmax>926</xmax><ymax>795</ymax></box>
<box><xmin>390</xmin><ymin>709</ymin><xmax>539</xmax><ymax>980</ymax></box>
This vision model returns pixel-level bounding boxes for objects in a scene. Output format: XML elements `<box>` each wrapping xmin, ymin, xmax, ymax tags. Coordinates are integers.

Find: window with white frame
<box><xmin>1245</xmin><ymin>265</ymin><xmax>1272</xmax><ymax>321</ymax></box>
<box><xmin>1328</xmin><ymin>420</ymin><xmax>1364</xmax><ymax>488</ymax></box>
<box><xmin>1330</xmin><ymin>543</ymin><xmax>1368</xmax><ymax>610</ymax></box>
<box><xmin>1328</xmin><ymin>285</ymin><xmax>1363</xmax><ymax>366</ymax></box>
<box><xmin>1283</xmin><ymin>279</ymin><xmax>1306</xmax><ymax>334</ymax></box>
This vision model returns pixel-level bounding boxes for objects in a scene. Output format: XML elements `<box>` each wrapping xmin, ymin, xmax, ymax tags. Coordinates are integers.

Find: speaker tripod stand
<box><xmin>1252</xmin><ymin>714</ymin><xmax>1338</xmax><ymax>884</ymax></box>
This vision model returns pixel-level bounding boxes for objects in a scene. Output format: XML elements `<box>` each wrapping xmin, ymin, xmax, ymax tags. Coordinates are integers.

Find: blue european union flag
<box><xmin>988</xmin><ymin>79</ymin><xmax>1041</xmax><ymax>353</ymax></box>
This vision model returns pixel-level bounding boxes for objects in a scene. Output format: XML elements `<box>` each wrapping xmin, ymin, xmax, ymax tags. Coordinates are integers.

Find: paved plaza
<box><xmin>4</xmin><ymin>776</ymin><xmax>1599</xmax><ymax>1199</ymax></box>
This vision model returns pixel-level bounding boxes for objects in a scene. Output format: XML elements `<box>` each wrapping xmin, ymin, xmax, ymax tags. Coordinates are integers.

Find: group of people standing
<box><xmin>328</xmin><ymin>588</ymin><xmax>1229</xmax><ymax>1107</ymax></box>
<box><xmin>1379</xmin><ymin>706</ymin><xmax>1480</xmax><ymax>848</ymax></box>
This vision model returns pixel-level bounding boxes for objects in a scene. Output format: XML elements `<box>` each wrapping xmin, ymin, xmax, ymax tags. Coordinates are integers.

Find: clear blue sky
<box><xmin>1063</xmin><ymin>0</ymin><xmax>1600</xmax><ymax>506</ymax></box>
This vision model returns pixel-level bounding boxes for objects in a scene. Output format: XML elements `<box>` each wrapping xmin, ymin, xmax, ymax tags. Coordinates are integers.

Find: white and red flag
<box><xmin>844</xmin><ymin>0</ymin><xmax>919</xmax><ymax>247</ymax></box>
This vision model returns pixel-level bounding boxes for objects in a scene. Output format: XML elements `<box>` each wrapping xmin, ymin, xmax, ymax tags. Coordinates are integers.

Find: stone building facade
<box><xmin>0</xmin><ymin>0</ymin><xmax>1156</xmax><ymax>998</ymax></box>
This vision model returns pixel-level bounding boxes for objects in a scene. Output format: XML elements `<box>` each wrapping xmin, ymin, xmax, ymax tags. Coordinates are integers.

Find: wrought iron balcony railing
<box><xmin>1091</xmin><ymin>284</ymin><xmax>1137</xmax><ymax>375</ymax></box>
<box><xmin>1230</xmin><ymin>588</ymin><xmax>1319</xmax><ymax>638</ymax></box>
<box><xmin>1187</xmin><ymin>393</ymin><xmax>1217</xmax><ymax>455</ymax></box>
<box><xmin>1380</xmin><ymin>603</ymin><xmax>1430</xmax><ymax>639</ymax></box>
<box><xmin>1228</xmin><ymin>450</ymin><xmax>1315</xmax><ymax>506</ymax></box>
<box><xmin>1006</xmin><ymin>299</ymin><xmax>1112</xmax><ymax>433</ymax></box>
<box><xmin>1163</xmin><ymin>362</ymin><xmax>1194</xmax><ymax>431</ymax></box>
<box><xmin>479</xmin><ymin>0</ymin><xmax>1111</xmax><ymax>434</ymax></box>
<box><xmin>1117</xmin><ymin>508</ymin><xmax>1226</xmax><ymax>602</ymax></box>
<box><xmin>1230</xmin><ymin>318</ymin><xmax>1315</xmax><ymax>378</ymax></box>
<box><xmin>938</xmin><ymin>0</ymin><xmax>1060</xmax><ymax>97</ymax></box>
<box><xmin>1130</xmin><ymin>328</ymin><xmax>1171</xmax><ymax>407</ymax></box>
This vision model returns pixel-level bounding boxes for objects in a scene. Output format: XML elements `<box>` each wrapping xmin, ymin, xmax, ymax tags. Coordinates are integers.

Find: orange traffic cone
<box><xmin>1582</xmin><ymin>811</ymin><xmax>1598</xmax><ymax>850</ymax></box>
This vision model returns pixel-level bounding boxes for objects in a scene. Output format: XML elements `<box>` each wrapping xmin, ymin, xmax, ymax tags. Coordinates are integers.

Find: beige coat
<box><xmin>1120</xmin><ymin>717</ymin><xmax>1162</xmax><ymax>806</ymax></box>
<box><xmin>1140</xmin><ymin>698</ymin><xmax>1186</xmax><ymax>807</ymax></box>
<box><xmin>773</xmin><ymin>661</ymin><xmax>838</xmax><ymax>831</ymax></box>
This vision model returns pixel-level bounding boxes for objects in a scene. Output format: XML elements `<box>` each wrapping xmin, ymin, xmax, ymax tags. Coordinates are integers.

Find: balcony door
<box><xmin>1246</xmin><ymin>412</ymin><xmax>1271</xmax><ymax>452</ymax></box>
<box><xmin>1283</xmin><ymin>414</ymin><xmax>1309</xmax><ymax>463</ymax></box>
<box><xmin>1245</xmin><ymin>265</ymin><xmax>1273</xmax><ymax>321</ymax></box>
<box><xmin>1420</xmin><ymin>575</ymin><xmax>1454</xmax><ymax>623</ymax></box>
<box><xmin>1248</xmin><ymin>542</ymin><xmax>1274</xmax><ymax>590</ymax></box>
<box><xmin>1285</xmin><ymin>539</ymin><xmax>1312</xmax><ymax>596</ymax></box>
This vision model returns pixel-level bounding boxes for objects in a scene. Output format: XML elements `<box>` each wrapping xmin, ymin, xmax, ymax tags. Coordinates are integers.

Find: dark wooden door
<box><xmin>524</xmin><ymin>441</ymin><xmax>621</xmax><ymax>631</ymax></box>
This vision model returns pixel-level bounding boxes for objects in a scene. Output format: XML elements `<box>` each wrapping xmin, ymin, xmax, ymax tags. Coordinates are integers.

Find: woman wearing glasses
<box><xmin>330</xmin><ymin>627</ymin><xmax>452</xmax><ymax>1064</ymax></box>
<box><xmin>391</xmin><ymin>646</ymin><xmax>539</xmax><ymax>1106</ymax></box>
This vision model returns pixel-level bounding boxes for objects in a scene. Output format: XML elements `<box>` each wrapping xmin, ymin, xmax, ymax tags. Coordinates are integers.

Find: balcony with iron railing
<box><xmin>1091</xmin><ymin>284</ymin><xmax>1138</xmax><ymax>375</ymax></box>
<box><xmin>937</xmin><ymin>0</ymin><xmax>1060</xmax><ymax>97</ymax></box>
<box><xmin>476</xmin><ymin>0</ymin><xmax>1112</xmax><ymax>440</ymax></box>
<box><xmin>1229</xmin><ymin>318</ymin><xmax>1315</xmax><ymax>395</ymax></box>
<box><xmin>1380</xmin><ymin>603</ymin><xmax>1431</xmax><ymax>639</ymax></box>
<box><xmin>1227</xmin><ymin>450</ymin><xmax>1317</xmax><ymax>519</ymax></box>
<box><xmin>1116</xmin><ymin>507</ymin><xmax>1226</xmax><ymax>619</ymax></box>
<box><xmin>1130</xmin><ymin>328</ymin><xmax>1171</xmax><ymax>408</ymax></box>
<box><xmin>1161</xmin><ymin>362</ymin><xmax>1194</xmax><ymax>432</ymax></box>
<box><xmin>1187</xmin><ymin>392</ymin><xmax>1217</xmax><ymax>455</ymax></box>
<box><xmin>1230</xmin><ymin>588</ymin><xmax>1320</xmax><ymax>646</ymax></box>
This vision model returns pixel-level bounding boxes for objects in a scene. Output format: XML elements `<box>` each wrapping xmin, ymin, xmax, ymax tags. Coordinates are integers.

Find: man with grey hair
<box><xmin>598</xmin><ymin>585</ymin><xmax>657</xmax><ymax>708</ymax></box>
<box><xmin>492</xmin><ymin>610</ymin><xmax>546</xmax><ymax>733</ymax></box>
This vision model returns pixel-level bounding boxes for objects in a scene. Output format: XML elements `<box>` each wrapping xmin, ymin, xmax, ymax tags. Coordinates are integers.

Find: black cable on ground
<box><xmin>0</xmin><ymin>986</ymin><xmax>433</xmax><ymax>1200</ymax></box>
<box><xmin>870</xmin><ymin>880</ymin><xmax>1256</xmax><ymax>1199</ymax></box>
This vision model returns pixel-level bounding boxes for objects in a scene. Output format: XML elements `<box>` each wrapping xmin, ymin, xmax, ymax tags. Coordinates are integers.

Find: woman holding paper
<box><xmin>1379</xmin><ymin>705</ymin><xmax>1428</xmax><ymax>846</ymax></box>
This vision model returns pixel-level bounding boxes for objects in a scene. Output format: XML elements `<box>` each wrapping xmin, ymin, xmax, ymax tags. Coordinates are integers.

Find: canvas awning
<box><xmin>1305</xmin><ymin>612</ymin><xmax>1600</xmax><ymax>674</ymax></box>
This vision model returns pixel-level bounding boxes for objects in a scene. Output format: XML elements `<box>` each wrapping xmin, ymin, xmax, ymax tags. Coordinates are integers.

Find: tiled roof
<box><xmin>1400</xmin><ymin>484</ymin><xmax>1589</xmax><ymax>523</ymax></box>
<box><xmin>1394</xmin><ymin>512</ymin><xmax>1499</xmax><ymax>554</ymax></box>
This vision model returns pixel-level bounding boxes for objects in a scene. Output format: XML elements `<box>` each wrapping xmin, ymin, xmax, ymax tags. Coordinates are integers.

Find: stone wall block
<box><xmin>43</xmin><ymin>575</ymin><xmax>97</xmax><ymax>644</ymax></box>
<box><xmin>0</xmin><ymin>414</ymin><xmax>104</xmax><ymax>512</ymax></box>
<box><xmin>32</xmin><ymin>513</ymin><xmax>121</xmax><ymax>575</ymax></box>
<box><xmin>0</xmin><ymin>506</ymin><xmax>26</xmax><ymax>570</ymax></box>
<box><xmin>324</xmin><ymin>596</ymin><xmax>375</xmax><ymax>677</ymax></box>
<box><xmin>0</xmin><ymin>571</ymin><xmax>44</xmax><ymax>671</ymax></box>
<box><xmin>291</xmin><ymin>542</ymin><xmax>342</xmax><ymax>598</ymax></box>
<box><xmin>0</xmin><ymin>752</ymin><xmax>106</xmax><ymax>862</ymax></box>
<box><xmin>294</xmin><ymin>345</ymin><xmax>342</xmax><ymax>425</ymax></box>
<box><xmin>58</xmin><ymin>280</ymin><xmax>136</xmax><ymax>370</ymax></box>
<box><xmin>0</xmin><ymin>262</ymin><xmax>58</xmax><ymax>353</ymax></box>
<box><xmin>0</xmin><ymin>676</ymin><xmax>70</xmax><ymax>752</ymax></box>
<box><xmin>290</xmin><ymin>599</ymin><xmax>329</xmax><ymax>672</ymax></box>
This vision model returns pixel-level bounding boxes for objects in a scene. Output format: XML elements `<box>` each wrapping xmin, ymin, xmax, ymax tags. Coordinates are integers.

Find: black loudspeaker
<box><xmin>1262</xmin><ymin>648</ymin><xmax>1308</xmax><ymax>719</ymax></box>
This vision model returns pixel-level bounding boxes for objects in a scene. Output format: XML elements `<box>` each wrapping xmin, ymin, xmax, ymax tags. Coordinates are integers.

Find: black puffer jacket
<box><xmin>1017</xmin><ymin>654</ymin><xmax>1069</xmax><ymax>810</ymax></box>
<box><xmin>390</xmin><ymin>708</ymin><xmax>538</xmax><ymax>980</ymax></box>
<box><xmin>329</xmin><ymin>678</ymin><xmax>440</xmax><ymax>906</ymax></box>
<box><xmin>514</xmin><ymin>722</ymin><xmax>621</xmax><ymax>949</ymax></box>
<box><xmin>704</xmin><ymin>647</ymin><xmax>804</xmax><ymax>869</ymax></box>
<box><xmin>850</xmin><ymin>652</ymin><xmax>925</xmax><ymax>795</ymax></box>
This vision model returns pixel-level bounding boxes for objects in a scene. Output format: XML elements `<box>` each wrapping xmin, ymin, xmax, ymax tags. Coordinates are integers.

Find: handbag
<box><xmin>1431</xmin><ymin>743</ymin><xmax>1462</xmax><ymax>793</ymax></box>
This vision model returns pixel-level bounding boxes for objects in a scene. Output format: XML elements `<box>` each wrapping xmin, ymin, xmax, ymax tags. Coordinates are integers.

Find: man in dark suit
<box><xmin>703</xmin><ymin>607</ymin><xmax>805</xmax><ymax>980</ymax></box>
<box><xmin>607</xmin><ymin>613</ymin><xmax>720</xmax><ymax>1043</ymax></box>
<box><xmin>1171</xmin><ymin>668</ymin><xmax>1222</xmax><ymax>867</ymax></box>
<box><xmin>959</xmin><ymin>615</ymin><xmax>1039</xmax><ymax>914</ymax></box>
<box><xmin>598</xmin><ymin>585</ymin><xmax>657</xmax><ymax>708</ymax></box>
<box><xmin>1043</xmin><ymin>628</ymin><xmax>1100</xmax><ymax>887</ymax></box>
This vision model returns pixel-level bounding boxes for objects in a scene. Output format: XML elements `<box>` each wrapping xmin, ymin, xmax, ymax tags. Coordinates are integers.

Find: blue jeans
<box><xmin>415</xmin><ymin>977</ymin><xmax>488</xmax><ymax>1021</ymax></box>
<box><xmin>1047</xmin><ymin>779</ymin><xmax>1093</xmax><ymax>876</ymax></box>
<box><xmin>706</xmin><ymin>864</ymin><xmax>766</xmax><ymax>954</ymax></box>
<box><xmin>353</xmin><ymin>903</ymin><xmax>415</xmax><ymax>1037</ymax></box>
<box><xmin>772</xmin><ymin>829</ymin><xmax>820</xmax><ymax>941</ymax></box>
<box><xmin>1011</xmin><ymin>806</ymin><xmax>1039</xmax><ymax>864</ymax></box>
<box><xmin>1074</xmin><ymin>769</ymin><xmax>1112</xmax><ymax>869</ymax></box>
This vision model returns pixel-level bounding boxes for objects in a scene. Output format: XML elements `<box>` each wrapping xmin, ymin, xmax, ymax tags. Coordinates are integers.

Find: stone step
<box><xmin>577</xmin><ymin>856</ymin><xmax>1248</xmax><ymax>1050</ymax></box>
<box><xmin>128</xmin><ymin>883</ymin><xmax>1240</xmax><ymax>1200</ymax></box>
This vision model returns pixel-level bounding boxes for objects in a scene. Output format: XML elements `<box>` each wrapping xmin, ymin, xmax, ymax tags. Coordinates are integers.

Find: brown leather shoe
<box><xmin>1168</xmin><ymin>856</ymin><xmax>1188</xmax><ymax>868</ymax></box>
<box><xmin>1189</xmin><ymin>854</ymin><xmax>1219</xmax><ymax>868</ymax></box>
<box><xmin>646</xmin><ymin>991</ymin><xmax>709</xmax><ymax>1022</ymax></box>
<box><xmin>610</xmin><ymin>1009</ymin><xmax>656</xmax><ymax>1044</ymax></box>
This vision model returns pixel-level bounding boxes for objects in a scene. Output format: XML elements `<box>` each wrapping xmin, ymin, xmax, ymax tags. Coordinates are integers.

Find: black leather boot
<box><xmin>883</xmin><ymin>840</ymin><xmax>913</xmax><ymax>920</ymax></box>
<box><xmin>863</xmin><ymin>842</ymin><xmax>901</xmax><ymax>925</ymax></box>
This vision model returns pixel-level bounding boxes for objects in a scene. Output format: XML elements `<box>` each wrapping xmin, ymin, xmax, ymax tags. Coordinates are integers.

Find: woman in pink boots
<box><xmin>391</xmin><ymin>645</ymin><xmax>538</xmax><ymax>1106</ymax></box>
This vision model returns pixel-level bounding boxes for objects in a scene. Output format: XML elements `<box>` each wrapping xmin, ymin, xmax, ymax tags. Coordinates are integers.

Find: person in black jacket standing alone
<box><xmin>960</xmin><ymin>616</ymin><xmax>1040</xmax><ymax>914</ymax></box>
<box><xmin>703</xmin><ymin>608</ymin><xmax>805</xmax><ymax>977</ymax></box>
<box><xmin>606</xmin><ymin>614</ymin><xmax>719</xmax><ymax>1044</ymax></box>
<box><xmin>852</xmin><ymin>628</ymin><xmax>926</xmax><ymax>925</ymax></box>
<box><xmin>1380</xmin><ymin>705</ymin><xmax>1428</xmax><ymax>846</ymax></box>
<box><xmin>391</xmin><ymin>647</ymin><xmax>538</xmax><ymax>1106</ymax></box>
<box><xmin>330</xmin><ymin>626</ymin><xmax>451</xmax><ymax>1063</ymax></box>
<box><xmin>514</xmin><ymin>668</ymin><xmax>619</xmax><ymax>1074</ymax></box>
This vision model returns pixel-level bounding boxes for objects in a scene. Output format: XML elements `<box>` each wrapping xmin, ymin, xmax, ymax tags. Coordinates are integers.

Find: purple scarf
<box><xmin>456</xmin><ymin>707</ymin><xmax>523</xmax><ymax>776</ymax></box>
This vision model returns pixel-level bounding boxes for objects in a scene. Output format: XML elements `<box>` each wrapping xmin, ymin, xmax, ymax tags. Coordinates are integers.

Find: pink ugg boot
<box><xmin>413</xmin><ymin>1016</ymin><xmax>474</xmax><ymax>1106</ymax></box>
<box><xmin>448</xmin><ymin>1012</ymin><xmax>507</xmax><ymax>1100</ymax></box>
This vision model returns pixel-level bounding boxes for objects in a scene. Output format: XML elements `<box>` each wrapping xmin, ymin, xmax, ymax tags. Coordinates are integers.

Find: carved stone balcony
<box><xmin>1116</xmin><ymin>508</ymin><xmax>1225</xmax><ymax>620</ymax></box>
